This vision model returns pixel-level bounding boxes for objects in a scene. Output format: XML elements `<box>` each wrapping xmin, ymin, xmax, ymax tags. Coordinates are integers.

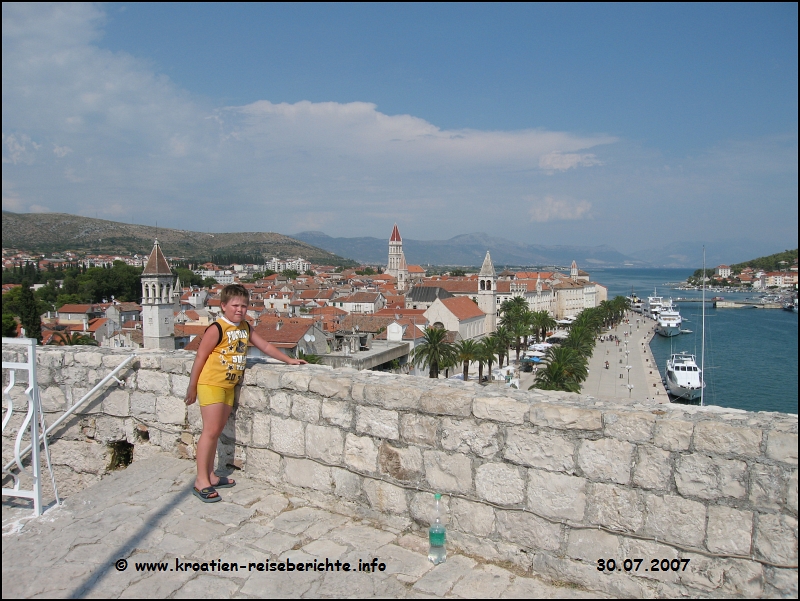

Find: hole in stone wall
<box><xmin>107</xmin><ymin>441</ymin><xmax>134</xmax><ymax>471</ymax></box>
<box><xmin>134</xmin><ymin>424</ymin><xmax>150</xmax><ymax>442</ymax></box>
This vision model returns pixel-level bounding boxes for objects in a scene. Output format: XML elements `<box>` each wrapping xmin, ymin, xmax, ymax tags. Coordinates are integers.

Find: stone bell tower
<box><xmin>478</xmin><ymin>250</ymin><xmax>497</xmax><ymax>333</ymax></box>
<box><xmin>141</xmin><ymin>240</ymin><xmax>175</xmax><ymax>349</ymax></box>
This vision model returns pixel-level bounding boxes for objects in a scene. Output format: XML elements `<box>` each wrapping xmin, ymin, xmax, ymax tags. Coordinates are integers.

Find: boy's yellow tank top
<box><xmin>198</xmin><ymin>317</ymin><xmax>250</xmax><ymax>388</ymax></box>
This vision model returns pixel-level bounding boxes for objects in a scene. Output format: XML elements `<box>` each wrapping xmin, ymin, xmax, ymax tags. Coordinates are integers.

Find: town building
<box><xmin>140</xmin><ymin>240</ymin><xmax>176</xmax><ymax>350</ymax></box>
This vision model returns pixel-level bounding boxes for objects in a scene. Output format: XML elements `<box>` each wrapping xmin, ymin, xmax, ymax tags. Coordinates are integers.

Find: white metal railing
<box><xmin>2</xmin><ymin>337</ymin><xmax>57</xmax><ymax>516</ymax></box>
<box><xmin>2</xmin><ymin>339</ymin><xmax>136</xmax><ymax>516</ymax></box>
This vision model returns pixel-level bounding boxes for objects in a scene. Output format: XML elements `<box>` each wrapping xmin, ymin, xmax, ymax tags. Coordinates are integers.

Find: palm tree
<box><xmin>491</xmin><ymin>326</ymin><xmax>513</xmax><ymax>368</ymax></box>
<box><xmin>455</xmin><ymin>339</ymin><xmax>480</xmax><ymax>381</ymax></box>
<box><xmin>48</xmin><ymin>331</ymin><xmax>99</xmax><ymax>346</ymax></box>
<box><xmin>529</xmin><ymin>346</ymin><xmax>588</xmax><ymax>393</ymax></box>
<box><xmin>410</xmin><ymin>327</ymin><xmax>457</xmax><ymax>379</ymax></box>
<box><xmin>298</xmin><ymin>349</ymin><xmax>323</xmax><ymax>364</ymax></box>
<box><xmin>531</xmin><ymin>311</ymin><xmax>557</xmax><ymax>343</ymax></box>
<box><xmin>510</xmin><ymin>319</ymin><xmax>529</xmax><ymax>362</ymax></box>
<box><xmin>562</xmin><ymin>325</ymin><xmax>596</xmax><ymax>360</ymax></box>
<box><xmin>476</xmin><ymin>337</ymin><xmax>496</xmax><ymax>383</ymax></box>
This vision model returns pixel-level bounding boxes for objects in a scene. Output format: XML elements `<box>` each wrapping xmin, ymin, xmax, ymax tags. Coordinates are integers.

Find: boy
<box><xmin>184</xmin><ymin>284</ymin><xmax>306</xmax><ymax>502</ymax></box>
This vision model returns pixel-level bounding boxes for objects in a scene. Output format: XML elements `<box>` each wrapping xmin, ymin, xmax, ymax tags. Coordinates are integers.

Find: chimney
<box><xmin>276</xmin><ymin>320</ymin><xmax>283</xmax><ymax>331</ymax></box>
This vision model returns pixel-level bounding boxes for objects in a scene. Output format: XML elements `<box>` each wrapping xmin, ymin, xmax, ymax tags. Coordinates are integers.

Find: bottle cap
<box><xmin>434</xmin><ymin>493</ymin><xmax>441</xmax><ymax>500</ymax></box>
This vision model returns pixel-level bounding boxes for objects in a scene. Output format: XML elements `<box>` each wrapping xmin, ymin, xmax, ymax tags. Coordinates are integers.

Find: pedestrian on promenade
<box><xmin>184</xmin><ymin>284</ymin><xmax>307</xmax><ymax>502</ymax></box>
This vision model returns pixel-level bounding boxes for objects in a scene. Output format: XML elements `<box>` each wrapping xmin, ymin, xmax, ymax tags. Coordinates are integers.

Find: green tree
<box><xmin>455</xmin><ymin>339</ymin><xmax>480</xmax><ymax>381</ymax></box>
<box><xmin>18</xmin><ymin>280</ymin><xmax>42</xmax><ymax>343</ymax></box>
<box><xmin>48</xmin><ymin>331</ymin><xmax>99</xmax><ymax>346</ymax></box>
<box><xmin>531</xmin><ymin>310</ymin><xmax>557</xmax><ymax>343</ymax></box>
<box><xmin>477</xmin><ymin>337</ymin><xmax>497</xmax><ymax>382</ymax></box>
<box><xmin>174</xmin><ymin>267</ymin><xmax>203</xmax><ymax>287</ymax></box>
<box><xmin>2</xmin><ymin>313</ymin><xmax>17</xmax><ymax>337</ymax></box>
<box><xmin>203</xmin><ymin>277</ymin><xmax>218</xmax><ymax>288</ymax></box>
<box><xmin>410</xmin><ymin>327</ymin><xmax>457</xmax><ymax>379</ymax></box>
<box><xmin>298</xmin><ymin>349</ymin><xmax>323</xmax><ymax>364</ymax></box>
<box><xmin>281</xmin><ymin>269</ymin><xmax>300</xmax><ymax>279</ymax></box>
<box><xmin>529</xmin><ymin>346</ymin><xmax>588</xmax><ymax>393</ymax></box>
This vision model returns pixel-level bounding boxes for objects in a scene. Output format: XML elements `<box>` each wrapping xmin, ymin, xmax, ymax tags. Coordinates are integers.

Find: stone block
<box><xmin>706</xmin><ymin>506</ymin><xmax>753</xmax><ymax>555</ymax></box>
<box><xmin>419</xmin><ymin>385</ymin><xmax>472</xmax><ymax>417</ymax></box>
<box><xmin>331</xmin><ymin>467</ymin><xmax>362</xmax><ymax>500</ymax></box>
<box><xmin>344</xmin><ymin>433</ymin><xmax>378</xmax><ymax>473</ymax></box>
<box><xmin>36</xmin><ymin>366</ymin><xmax>53</xmax><ymax>387</ymax></box>
<box><xmin>268</xmin><ymin>391</ymin><xmax>292</xmax><ymax>417</ymax></box>
<box><xmin>764</xmin><ymin>567</ymin><xmax>798</xmax><ymax>599</ymax></box>
<box><xmin>633</xmin><ymin>445</ymin><xmax>672</xmax><ymax>490</ymax></box>
<box><xmin>678</xmin><ymin>553</ymin><xmax>764</xmax><ymax>597</ymax></box>
<box><xmin>234</xmin><ymin>413</ymin><xmax>251</xmax><ymax>443</ymax></box>
<box><xmin>693</xmin><ymin>421</ymin><xmax>762</xmax><ymax>457</ymax></box>
<box><xmin>643</xmin><ymin>493</ymin><xmax>706</xmax><ymax>547</ymax></box>
<box><xmin>130</xmin><ymin>391</ymin><xmax>156</xmax><ymax>416</ymax></box>
<box><xmin>283</xmin><ymin>457</ymin><xmax>332</xmax><ymax>492</ymax></box>
<box><xmin>766</xmin><ymin>431</ymin><xmax>798</xmax><ymax>465</ymax></box>
<box><xmin>527</xmin><ymin>469</ymin><xmax>587</xmax><ymax>521</ymax></box>
<box><xmin>306</xmin><ymin>424</ymin><xmax>344</xmax><ymax>464</ymax></box>
<box><xmin>136</xmin><ymin>354</ymin><xmax>161</xmax><ymax>369</ymax></box>
<box><xmin>423</xmin><ymin>451</ymin><xmax>473</xmax><ymax>494</ymax></box>
<box><xmin>604</xmin><ymin>411</ymin><xmax>656</xmax><ymax>442</ymax></box>
<box><xmin>364</xmin><ymin>381</ymin><xmax>423</xmax><ymax>410</ymax></box>
<box><xmin>475</xmin><ymin>463</ymin><xmax>524</xmax><ymax>505</ymax></box>
<box><xmin>530</xmin><ymin>403</ymin><xmax>602</xmax><ymax>430</ymax></box>
<box><xmin>411</xmin><ymin>491</ymin><xmax>451</xmax><ymax>527</ymax></box>
<box><xmin>495</xmin><ymin>510</ymin><xmax>562</xmax><ymax>552</ymax></box>
<box><xmin>503</xmin><ymin>427</ymin><xmax>575</xmax><ymax>472</ymax></box>
<box><xmin>279</xmin><ymin>370</ymin><xmax>312</xmax><ymax>392</ymax></box>
<box><xmin>239</xmin><ymin>385</ymin><xmax>266</xmax><ymax>410</ymax></box>
<box><xmin>619</xmin><ymin>538</ymin><xmax>679</xmax><ymax>584</ymax></box>
<box><xmin>251</xmin><ymin>413</ymin><xmax>270</xmax><ymax>446</ymax></box>
<box><xmin>253</xmin><ymin>365</ymin><xmax>282</xmax><ymax>390</ymax></box>
<box><xmin>245</xmin><ymin>447</ymin><xmax>282</xmax><ymax>485</ymax></box>
<box><xmin>578</xmin><ymin>438</ymin><xmax>634</xmax><ymax>484</ymax></box>
<box><xmin>587</xmin><ymin>483</ymin><xmax>643</xmax><ymax>532</ymax></box>
<box><xmin>40</xmin><ymin>386</ymin><xmax>67</xmax><ymax>412</ymax></box>
<box><xmin>674</xmin><ymin>453</ymin><xmax>747</xmax><ymax>500</ymax></box>
<box><xmin>101</xmin><ymin>388</ymin><xmax>129</xmax><ymax>417</ymax></box>
<box><xmin>156</xmin><ymin>395</ymin><xmax>186</xmax><ymax>425</ymax></box>
<box><xmin>755</xmin><ymin>514</ymin><xmax>798</xmax><ymax>565</ymax></box>
<box><xmin>440</xmin><ymin>418</ymin><xmax>498</xmax><ymax>458</ymax></box>
<box><xmin>170</xmin><ymin>374</ymin><xmax>189</xmax><ymax>398</ymax></box>
<box><xmin>321</xmin><ymin>399</ymin><xmax>352</xmax><ymax>428</ymax></box>
<box><xmin>291</xmin><ymin>395</ymin><xmax>321</xmax><ymax>423</ymax></box>
<box><xmin>136</xmin><ymin>370</ymin><xmax>171</xmax><ymax>395</ymax></box>
<box><xmin>567</xmin><ymin>528</ymin><xmax>620</xmax><ymax>562</ymax></box>
<box><xmin>363</xmin><ymin>480</ymin><xmax>408</xmax><ymax>514</ymax></box>
<box><xmin>472</xmin><ymin>396</ymin><xmax>527</xmax><ymax>424</ymax></box>
<box><xmin>161</xmin><ymin>357</ymin><xmax>185</xmax><ymax>373</ymax></box>
<box><xmin>451</xmin><ymin>497</ymin><xmax>494</xmax><ymax>537</ymax></box>
<box><xmin>355</xmin><ymin>406</ymin><xmax>399</xmax><ymax>440</ymax></box>
<box><xmin>187</xmin><ymin>402</ymin><xmax>202</xmax><ymax>432</ymax></box>
<box><xmin>400</xmin><ymin>414</ymin><xmax>438</xmax><ymax>447</ymax></box>
<box><xmin>788</xmin><ymin>470</ymin><xmax>798</xmax><ymax>513</ymax></box>
<box><xmin>653</xmin><ymin>419</ymin><xmax>694</xmax><ymax>451</ymax></box>
<box><xmin>93</xmin><ymin>415</ymin><xmax>126</xmax><ymax>443</ymax></box>
<box><xmin>270</xmin><ymin>416</ymin><xmax>305</xmax><ymax>455</ymax></box>
<box><xmin>378</xmin><ymin>443</ymin><xmax>422</xmax><ymax>481</ymax></box>
<box><xmin>749</xmin><ymin>463</ymin><xmax>785</xmax><ymax>510</ymax></box>
<box><xmin>308</xmin><ymin>374</ymin><xmax>351</xmax><ymax>398</ymax></box>
<box><xmin>74</xmin><ymin>351</ymin><xmax>103</xmax><ymax>368</ymax></box>
<box><xmin>50</xmin><ymin>440</ymin><xmax>109</xmax><ymax>475</ymax></box>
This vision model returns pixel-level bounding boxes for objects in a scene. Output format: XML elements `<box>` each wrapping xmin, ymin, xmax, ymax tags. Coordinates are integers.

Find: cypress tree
<box><xmin>18</xmin><ymin>279</ymin><xmax>42</xmax><ymax>343</ymax></box>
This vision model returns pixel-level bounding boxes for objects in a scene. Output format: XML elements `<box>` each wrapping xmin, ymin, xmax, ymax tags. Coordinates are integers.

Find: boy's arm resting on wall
<box><xmin>184</xmin><ymin>331</ymin><xmax>221</xmax><ymax>404</ymax></box>
<box><xmin>250</xmin><ymin>330</ymin><xmax>307</xmax><ymax>365</ymax></box>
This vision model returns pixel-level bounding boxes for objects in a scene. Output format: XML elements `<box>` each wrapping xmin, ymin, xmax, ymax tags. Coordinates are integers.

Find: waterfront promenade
<box><xmin>580</xmin><ymin>312</ymin><xmax>668</xmax><ymax>403</ymax></box>
<box><xmin>2</xmin><ymin>454</ymin><xmax>600</xmax><ymax>599</ymax></box>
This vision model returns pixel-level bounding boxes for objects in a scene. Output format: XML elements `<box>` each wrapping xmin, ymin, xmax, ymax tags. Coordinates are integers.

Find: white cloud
<box><xmin>53</xmin><ymin>145</ymin><xmax>72</xmax><ymax>158</ymax></box>
<box><xmin>528</xmin><ymin>196</ymin><xmax>592</xmax><ymax>222</ymax></box>
<box><xmin>539</xmin><ymin>152</ymin><xmax>602</xmax><ymax>172</ymax></box>
<box><xmin>2</xmin><ymin>133</ymin><xmax>40</xmax><ymax>164</ymax></box>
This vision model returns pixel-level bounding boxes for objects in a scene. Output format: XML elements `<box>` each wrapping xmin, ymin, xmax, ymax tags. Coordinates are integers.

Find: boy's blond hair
<box><xmin>220</xmin><ymin>284</ymin><xmax>250</xmax><ymax>305</ymax></box>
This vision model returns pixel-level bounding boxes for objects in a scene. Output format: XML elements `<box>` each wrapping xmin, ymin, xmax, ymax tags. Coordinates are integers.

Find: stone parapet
<box><xmin>2</xmin><ymin>346</ymin><xmax>798</xmax><ymax>598</ymax></box>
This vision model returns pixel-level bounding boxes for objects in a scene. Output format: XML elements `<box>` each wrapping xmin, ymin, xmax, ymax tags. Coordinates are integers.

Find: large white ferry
<box><xmin>665</xmin><ymin>352</ymin><xmax>704</xmax><ymax>401</ymax></box>
<box><xmin>655</xmin><ymin>299</ymin><xmax>682</xmax><ymax>337</ymax></box>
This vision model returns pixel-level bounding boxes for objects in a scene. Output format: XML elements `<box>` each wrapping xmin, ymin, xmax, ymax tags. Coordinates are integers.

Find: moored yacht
<box><xmin>644</xmin><ymin>290</ymin><xmax>664</xmax><ymax>320</ymax></box>
<box><xmin>627</xmin><ymin>291</ymin><xmax>643</xmax><ymax>313</ymax></box>
<box><xmin>655</xmin><ymin>299</ymin><xmax>682</xmax><ymax>337</ymax></box>
<box><xmin>665</xmin><ymin>352</ymin><xmax>704</xmax><ymax>402</ymax></box>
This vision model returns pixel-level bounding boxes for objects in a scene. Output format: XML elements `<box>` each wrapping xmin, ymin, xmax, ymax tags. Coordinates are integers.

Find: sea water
<box><xmin>593</xmin><ymin>268</ymin><xmax>798</xmax><ymax>415</ymax></box>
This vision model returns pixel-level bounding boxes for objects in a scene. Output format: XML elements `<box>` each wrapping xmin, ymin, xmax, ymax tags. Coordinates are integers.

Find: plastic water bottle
<box><xmin>428</xmin><ymin>493</ymin><xmax>446</xmax><ymax>564</ymax></box>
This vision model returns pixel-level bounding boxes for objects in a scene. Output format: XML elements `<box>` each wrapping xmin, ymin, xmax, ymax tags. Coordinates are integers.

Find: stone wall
<box><xmin>2</xmin><ymin>346</ymin><xmax>798</xmax><ymax>597</ymax></box>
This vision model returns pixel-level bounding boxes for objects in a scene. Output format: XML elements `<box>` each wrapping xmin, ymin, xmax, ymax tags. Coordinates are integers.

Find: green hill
<box><xmin>1</xmin><ymin>211</ymin><xmax>356</xmax><ymax>266</ymax></box>
<box><xmin>731</xmin><ymin>249</ymin><xmax>798</xmax><ymax>273</ymax></box>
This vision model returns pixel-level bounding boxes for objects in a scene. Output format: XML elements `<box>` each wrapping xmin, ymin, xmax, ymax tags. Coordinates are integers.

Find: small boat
<box><xmin>655</xmin><ymin>299</ymin><xmax>682</xmax><ymax>337</ymax></box>
<box><xmin>665</xmin><ymin>352</ymin><xmax>704</xmax><ymax>402</ymax></box>
<box><xmin>644</xmin><ymin>290</ymin><xmax>664</xmax><ymax>320</ymax></box>
<box><xmin>626</xmin><ymin>289</ymin><xmax>643</xmax><ymax>313</ymax></box>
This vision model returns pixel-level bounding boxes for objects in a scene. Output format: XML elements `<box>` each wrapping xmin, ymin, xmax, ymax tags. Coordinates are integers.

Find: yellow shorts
<box><xmin>197</xmin><ymin>384</ymin><xmax>235</xmax><ymax>407</ymax></box>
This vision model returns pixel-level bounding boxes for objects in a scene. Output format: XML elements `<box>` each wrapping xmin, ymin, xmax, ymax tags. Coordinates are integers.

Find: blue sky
<box><xmin>2</xmin><ymin>3</ymin><xmax>797</xmax><ymax>259</ymax></box>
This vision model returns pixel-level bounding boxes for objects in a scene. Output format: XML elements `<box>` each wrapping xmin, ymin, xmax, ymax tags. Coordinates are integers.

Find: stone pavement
<box><xmin>2</xmin><ymin>454</ymin><xmax>602</xmax><ymax>599</ymax></box>
<box><xmin>580</xmin><ymin>312</ymin><xmax>668</xmax><ymax>403</ymax></box>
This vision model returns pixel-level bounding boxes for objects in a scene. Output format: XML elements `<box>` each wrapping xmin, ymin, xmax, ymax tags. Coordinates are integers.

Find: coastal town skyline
<box><xmin>3</xmin><ymin>3</ymin><xmax>797</xmax><ymax>257</ymax></box>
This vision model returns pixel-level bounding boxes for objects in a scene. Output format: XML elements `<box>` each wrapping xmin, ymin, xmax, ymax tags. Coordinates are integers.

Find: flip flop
<box><xmin>192</xmin><ymin>486</ymin><xmax>221</xmax><ymax>503</ymax></box>
<box><xmin>212</xmin><ymin>476</ymin><xmax>236</xmax><ymax>489</ymax></box>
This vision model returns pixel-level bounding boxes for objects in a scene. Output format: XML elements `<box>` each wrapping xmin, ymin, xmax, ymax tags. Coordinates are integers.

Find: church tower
<box><xmin>478</xmin><ymin>250</ymin><xmax>497</xmax><ymax>333</ymax></box>
<box><xmin>570</xmin><ymin>260</ymin><xmax>579</xmax><ymax>282</ymax></box>
<box><xmin>387</xmin><ymin>224</ymin><xmax>408</xmax><ymax>290</ymax></box>
<box><xmin>141</xmin><ymin>240</ymin><xmax>176</xmax><ymax>349</ymax></box>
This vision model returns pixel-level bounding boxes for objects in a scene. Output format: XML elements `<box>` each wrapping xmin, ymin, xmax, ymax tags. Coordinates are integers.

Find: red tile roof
<box><xmin>440</xmin><ymin>297</ymin><xmax>485</xmax><ymax>320</ymax></box>
<box><xmin>390</xmin><ymin>224</ymin><xmax>402</xmax><ymax>242</ymax></box>
<box><xmin>141</xmin><ymin>241</ymin><xmax>172</xmax><ymax>275</ymax></box>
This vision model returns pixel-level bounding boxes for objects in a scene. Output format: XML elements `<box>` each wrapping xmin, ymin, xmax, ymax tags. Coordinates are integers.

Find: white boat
<box><xmin>665</xmin><ymin>352</ymin><xmax>704</xmax><ymax>401</ymax></box>
<box><xmin>644</xmin><ymin>290</ymin><xmax>664</xmax><ymax>320</ymax></box>
<box><xmin>655</xmin><ymin>299</ymin><xmax>682</xmax><ymax>337</ymax></box>
<box><xmin>627</xmin><ymin>290</ymin><xmax>643</xmax><ymax>313</ymax></box>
